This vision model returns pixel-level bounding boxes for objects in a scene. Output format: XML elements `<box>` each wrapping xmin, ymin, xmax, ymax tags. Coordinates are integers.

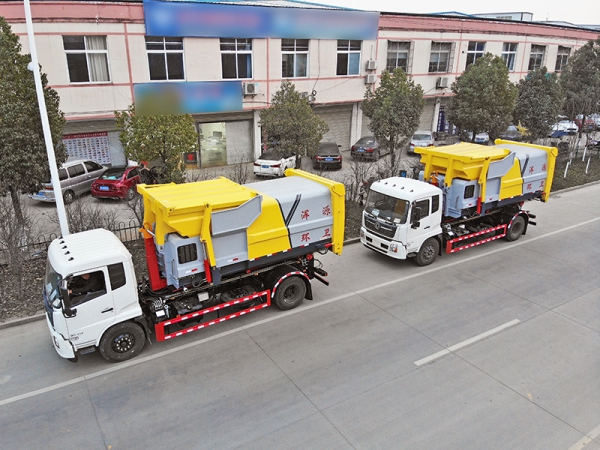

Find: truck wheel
<box><xmin>415</xmin><ymin>238</ymin><xmax>439</xmax><ymax>266</ymax></box>
<box><xmin>506</xmin><ymin>216</ymin><xmax>525</xmax><ymax>242</ymax></box>
<box><xmin>63</xmin><ymin>190</ymin><xmax>75</xmax><ymax>204</ymax></box>
<box><xmin>99</xmin><ymin>322</ymin><xmax>145</xmax><ymax>363</ymax></box>
<box><xmin>274</xmin><ymin>276</ymin><xmax>306</xmax><ymax>311</ymax></box>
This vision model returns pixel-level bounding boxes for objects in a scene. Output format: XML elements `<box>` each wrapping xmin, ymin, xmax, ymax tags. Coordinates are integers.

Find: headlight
<box><xmin>390</xmin><ymin>243</ymin><xmax>398</xmax><ymax>253</ymax></box>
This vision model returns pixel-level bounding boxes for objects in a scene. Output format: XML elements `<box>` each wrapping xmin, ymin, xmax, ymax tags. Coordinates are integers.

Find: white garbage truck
<box><xmin>360</xmin><ymin>140</ymin><xmax>557</xmax><ymax>265</ymax></box>
<box><xmin>43</xmin><ymin>169</ymin><xmax>345</xmax><ymax>362</ymax></box>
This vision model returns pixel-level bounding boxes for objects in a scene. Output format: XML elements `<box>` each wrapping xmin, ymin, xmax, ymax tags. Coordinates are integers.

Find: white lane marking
<box><xmin>414</xmin><ymin>319</ymin><xmax>520</xmax><ymax>366</ymax></box>
<box><xmin>568</xmin><ymin>423</ymin><xmax>600</xmax><ymax>450</ymax></box>
<box><xmin>1</xmin><ymin>217</ymin><xmax>598</xmax><ymax>407</ymax></box>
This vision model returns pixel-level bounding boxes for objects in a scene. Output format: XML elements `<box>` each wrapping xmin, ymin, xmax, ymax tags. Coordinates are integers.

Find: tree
<box><xmin>259</xmin><ymin>81</ymin><xmax>329</xmax><ymax>158</ymax></box>
<box><xmin>513</xmin><ymin>67</ymin><xmax>563</xmax><ymax>142</ymax></box>
<box><xmin>115</xmin><ymin>104</ymin><xmax>197</xmax><ymax>184</ymax></box>
<box><xmin>560</xmin><ymin>37</ymin><xmax>600</xmax><ymax>128</ymax></box>
<box><xmin>447</xmin><ymin>53</ymin><xmax>517</xmax><ymax>141</ymax></box>
<box><xmin>0</xmin><ymin>17</ymin><xmax>66</xmax><ymax>226</ymax></box>
<box><xmin>361</xmin><ymin>68</ymin><xmax>424</xmax><ymax>175</ymax></box>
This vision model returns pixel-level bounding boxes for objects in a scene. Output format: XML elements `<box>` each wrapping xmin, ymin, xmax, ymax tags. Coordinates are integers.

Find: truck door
<box><xmin>406</xmin><ymin>197</ymin><xmax>433</xmax><ymax>251</ymax></box>
<box><xmin>64</xmin><ymin>268</ymin><xmax>116</xmax><ymax>349</ymax></box>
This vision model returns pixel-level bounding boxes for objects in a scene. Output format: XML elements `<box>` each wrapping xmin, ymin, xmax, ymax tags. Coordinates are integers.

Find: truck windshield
<box><xmin>45</xmin><ymin>260</ymin><xmax>62</xmax><ymax>306</ymax></box>
<box><xmin>364</xmin><ymin>190</ymin><xmax>409</xmax><ymax>223</ymax></box>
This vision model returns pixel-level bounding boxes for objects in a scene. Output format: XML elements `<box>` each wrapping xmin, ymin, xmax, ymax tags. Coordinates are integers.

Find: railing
<box><xmin>0</xmin><ymin>221</ymin><xmax>143</xmax><ymax>266</ymax></box>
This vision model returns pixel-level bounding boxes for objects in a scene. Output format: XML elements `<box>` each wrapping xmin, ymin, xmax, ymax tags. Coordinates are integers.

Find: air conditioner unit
<box><xmin>436</xmin><ymin>77</ymin><xmax>449</xmax><ymax>88</ymax></box>
<box><xmin>366</xmin><ymin>74</ymin><xmax>377</xmax><ymax>84</ymax></box>
<box><xmin>243</xmin><ymin>83</ymin><xmax>258</xmax><ymax>95</ymax></box>
<box><xmin>366</xmin><ymin>60</ymin><xmax>378</xmax><ymax>70</ymax></box>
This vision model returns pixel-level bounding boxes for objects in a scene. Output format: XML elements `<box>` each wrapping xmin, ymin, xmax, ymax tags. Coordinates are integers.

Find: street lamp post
<box><xmin>23</xmin><ymin>0</ymin><xmax>70</xmax><ymax>237</ymax></box>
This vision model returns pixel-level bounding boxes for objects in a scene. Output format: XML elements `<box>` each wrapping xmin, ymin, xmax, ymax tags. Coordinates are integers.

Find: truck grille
<box><xmin>364</xmin><ymin>214</ymin><xmax>396</xmax><ymax>239</ymax></box>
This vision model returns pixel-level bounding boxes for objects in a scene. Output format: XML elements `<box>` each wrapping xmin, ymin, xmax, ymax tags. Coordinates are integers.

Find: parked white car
<box><xmin>253</xmin><ymin>150</ymin><xmax>297</xmax><ymax>177</ymax></box>
<box><xmin>551</xmin><ymin>120</ymin><xmax>579</xmax><ymax>135</ymax></box>
<box><xmin>408</xmin><ymin>131</ymin><xmax>435</xmax><ymax>154</ymax></box>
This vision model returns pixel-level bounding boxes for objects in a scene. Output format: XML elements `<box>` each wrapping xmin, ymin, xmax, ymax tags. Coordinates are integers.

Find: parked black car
<box><xmin>350</xmin><ymin>136</ymin><xmax>380</xmax><ymax>160</ymax></box>
<box><xmin>498</xmin><ymin>125</ymin><xmax>523</xmax><ymax>142</ymax></box>
<box><xmin>313</xmin><ymin>142</ymin><xmax>342</xmax><ymax>170</ymax></box>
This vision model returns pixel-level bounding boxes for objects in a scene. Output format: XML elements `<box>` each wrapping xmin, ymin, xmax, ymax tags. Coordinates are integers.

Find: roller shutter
<box><xmin>315</xmin><ymin>105</ymin><xmax>353</xmax><ymax>151</ymax></box>
<box><xmin>419</xmin><ymin>98</ymin><xmax>436</xmax><ymax>131</ymax></box>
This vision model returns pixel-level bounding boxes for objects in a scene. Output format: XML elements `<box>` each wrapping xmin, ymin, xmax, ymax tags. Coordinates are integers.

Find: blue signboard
<box><xmin>143</xmin><ymin>0</ymin><xmax>379</xmax><ymax>40</ymax></box>
<box><xmin>134</xmin><ymin>81</ymin><xmax>244</xmax><ymax>115</ymax></box>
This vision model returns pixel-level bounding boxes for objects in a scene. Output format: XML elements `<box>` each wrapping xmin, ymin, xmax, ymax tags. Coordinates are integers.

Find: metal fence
<box><xmin>0</xmin><ymin>221</ymin><xmax>143</xmax><ymax>266</ymax></box>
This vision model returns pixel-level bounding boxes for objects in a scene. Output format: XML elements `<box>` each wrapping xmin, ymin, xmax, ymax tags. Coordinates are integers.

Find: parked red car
<box><xmin>91</xmin><ymin>166</ymin><xmax>140</xmax><ymax>200</ymax></box>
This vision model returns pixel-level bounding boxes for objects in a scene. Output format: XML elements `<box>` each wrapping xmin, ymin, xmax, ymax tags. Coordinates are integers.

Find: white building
<box><xmin>3</xmin><ymin>0</ymin><xmax>598</xmax><ymax>168</ymax></box>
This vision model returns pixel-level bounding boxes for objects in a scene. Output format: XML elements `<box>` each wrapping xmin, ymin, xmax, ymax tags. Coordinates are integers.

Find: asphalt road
<box><xmin>2</xmin><ymin>183</ymin><xmax>599</xmax><ymax>450</ymax></box>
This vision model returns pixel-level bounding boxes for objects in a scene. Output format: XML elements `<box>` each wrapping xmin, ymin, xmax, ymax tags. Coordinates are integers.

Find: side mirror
<box><xmin>59</xmin><ymin>279</ymin><xmax>77</xmax><ymax>318</ymax></box>
<box><xmin>411</xmin><ymin>206</ymin><xmax>422</xmax><ymax>229</ymax></box>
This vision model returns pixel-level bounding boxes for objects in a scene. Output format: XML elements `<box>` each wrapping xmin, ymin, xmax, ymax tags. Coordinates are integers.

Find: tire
<box><xmin>414</xmin><ymin>238</ymin><xmax>439</xmax><ymax>266</ymax></box>
<box><xmin>125</xmin><ymin>187</ymin><xmax>135</xmax><ymax>201</ymax></box>
<box><xmin>63</xmin><ymin>190</ymin><xmax>75</xmax><ymax>204</ymax></box>
<box><xmin>505</xmin><ymin>215</ymin><xmax>525</xmax><ymax>242</ymax></box>
<box><xmin>99</xmin><ymin>322</ymin><xmax>145</xmax><ymax>363</ymax></box>
<box><xmin>273</xmin><ymin>276</ymin><xmax>306</xmax><ymax>311</ymax></box>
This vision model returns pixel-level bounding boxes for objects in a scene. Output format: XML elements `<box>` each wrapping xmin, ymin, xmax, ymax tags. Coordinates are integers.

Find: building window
<box><xmin>528</xmin><ymin>45</ymin><xmax>546</xmax><ymax>71</ymax></box>
<box><xmin>429</xmin><ymin>42</ymin><xmax>453</xmax><ymax>73</ymax></box>
<box><xmin>386</xmin><ymin>41</ymin><xmax>412</xmax><ymax>73</ymax></box>
<box><xmin>502</xmin><ymin>43</ymin><xmax>518</xmax><ymax>71</ymax></box>
<box><xmin>221</xmin><ymin>38</ymin><xmax>253</xmax><ymax>79</ymax></box>
<box><xmin>466</xmin><ymin>41</ymin><xmax>486</xmax><ymax>67</ymax></box>
<box><xmin>555</xmin><ymin>46</ymin><xmax>571</xmax><ymax>72</ymax></box>
<box><xmin>337</xmin><ymin>40</ymin><xmax>361</xmax><ymax>76</ymax></box>
<box><xmin>63</xmin><ymin>36</ymin><xmax>110</xmax><ymax>83</ymax></box>
<box><xmin>145</xmin><ymin>37</ymin><xmax>184</xmax><ymax>81</ymax></box>
<box><xmin>282</xmin><ymin>39</ymin><xmax>308</xmax><ymax>78</ymax></box>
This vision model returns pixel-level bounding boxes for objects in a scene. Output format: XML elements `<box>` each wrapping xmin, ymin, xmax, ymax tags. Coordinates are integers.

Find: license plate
<box><xmin>261</xmin><ymin>165</ymin><xmax>270</xmax><ymax>169</ymax></box>
<box><xmin>358</xmin><ymin>148</ymin><xmax>365</xmax><ymax>152</ymax></box>
<box><xmin>325</xmin><ymin>158</ymin><xmax>333</xmax><ymax>161</ymax></box>
<box><xmin>99</xmin><ymin>186</ymin><xmax>109</xmax><ymax>191</ymax></box>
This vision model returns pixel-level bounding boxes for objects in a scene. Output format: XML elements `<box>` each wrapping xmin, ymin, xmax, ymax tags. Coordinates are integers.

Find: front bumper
<box><xmin>360</xmin><ymin>227</ymin><xmax>407</xmax><ymax>260</ymax></box>
<box><xmin>45</xmin><ymin>315</ymin><xmax>76</xmax><ymax>359</ymax></box>
<box><xmin>30</xmin><ymin>192</ymin><xmax>56</xmax><ymax>202</ymax></box>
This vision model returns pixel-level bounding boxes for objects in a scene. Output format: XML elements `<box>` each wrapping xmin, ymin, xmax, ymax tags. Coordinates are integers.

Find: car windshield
<box><xmin>258</xmin><ymin>151</ymin><xmax>282</xmax><ymax>161</ymax></box>
<box><xmin>100</xmin><ymin>168</ymin><xmax>126</xmax><ymax>180</ymax></box>
<box><xmin>413</xmin><ymin>134</ymin><xmax>431</xmax><ymax>140</ymax></box>
<box><xmin>318</xmin><ymin>144</ymin><xmax>339</xmax><ymax>155</ymax></box>
<box><xmin>45</xmin><ymin>260</ymin><xmax>62</xmax><ymax>306</ymax></box>
<box><xmin>356</xmin><ymin>137</ymin><xmax>376</xmax><ymax>145</ymax></box>
<box><xmin>364</xmin><ymin>190</ymin><xmax>409</xmax><ymax>224</ymax></box>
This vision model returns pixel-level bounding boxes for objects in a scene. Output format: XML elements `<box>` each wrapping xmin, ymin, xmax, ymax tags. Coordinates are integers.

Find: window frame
<box><xmin>555</xmin><ymin>46</ymin><xmax>571</xmax><ymax>72</ymax></box>
<box><xmin>145</xmin><ymin>36</ymin><xmax>185</xmax><ymax>81</ymax></box>
<box><xmin>428</xmin><ymin>42</ymin><xmax>454</xmax><ymax>73</ymax></box>
<box><xmin>465</xmin><ymin>41</ymin><xmax>486</xmax><ymax>67</ymax></box>
<box><xmin>386</xmin><ymin>41</ymin><xmax>413</xmax><ymax>73</ymax></box>
<box><xmin>336</xmin><ymin>40</ymin><xmax>362</xmax><ymax>76</ymax></box>
<box><xmin>528</xmin><ymin>44</ymin><xmax>546</xmax><ymax>71</ymax></box>
<box><xmin>220</xmin><ymin>38</ymin><xmax>253</xmax><ymax>79</ymax></box>
<box><xmin>281</xmin><ymin>39</ymin><xmax>309</xmax><ymax>78</ymax></box>
<box><xmin>63</xmin><ymin>35</ymin><xmax>111</xmax><ymax>84</ymax></box>
<box><xmin>502</xmin><ymin>42</ymin><xmax>518</xmax><ymax>72</ymax></box>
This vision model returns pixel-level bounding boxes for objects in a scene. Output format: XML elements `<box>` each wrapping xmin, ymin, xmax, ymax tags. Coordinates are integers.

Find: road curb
<box><xmin>0</xmin><ymin>312</ymin><xmax>46</xmax><ymax>331</ymax></box>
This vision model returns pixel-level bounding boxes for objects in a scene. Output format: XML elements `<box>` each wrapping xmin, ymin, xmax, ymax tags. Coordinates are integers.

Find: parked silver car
<box><xmin>31</xmin><ymin>159</ymin><xmax>106</xmax><ymax>204</ymax></box>
<box><xmin>408</xmin><ymin>131</ymin><xmax>435</xmax><ymax>154</ymax></box>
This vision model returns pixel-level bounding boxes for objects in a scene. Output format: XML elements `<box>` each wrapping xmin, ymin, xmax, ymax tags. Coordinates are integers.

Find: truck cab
<box><xmin>360</xmin><ymin>177</ymin><xmax>443</xmax><ymax>261</ymax></box>
<box><xmin>43</xmin><ymin>229</ymin><xmax>141</xmax><ymax>361</ymax></box>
